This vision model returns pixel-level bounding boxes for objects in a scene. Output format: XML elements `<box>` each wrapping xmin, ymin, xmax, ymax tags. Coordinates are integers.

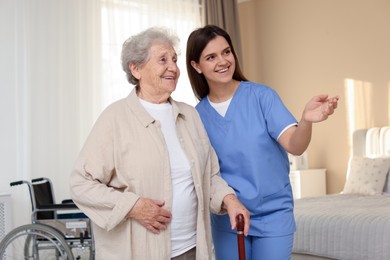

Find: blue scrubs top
<box><xmin>196</xmin><ymin>81</ymin><xmax>297</xmax><ymax>237</ymax></box>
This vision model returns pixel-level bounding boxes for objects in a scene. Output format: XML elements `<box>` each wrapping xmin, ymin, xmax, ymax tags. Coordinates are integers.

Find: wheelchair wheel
<box><xmin>68</xmin><ymin>236</ymin><xmax>95</xmax><ymax>260</ymax></box>
<box><xmin>0</xmin><ymin>223</ymin><xmax>74</xmax><ymax>260</ymax></box>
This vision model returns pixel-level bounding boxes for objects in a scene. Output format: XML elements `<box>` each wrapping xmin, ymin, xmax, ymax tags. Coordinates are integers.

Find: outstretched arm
<box><xmin>278</xmin><ymin>94</ymin><xmax>339</xmax><ymax>155</ymax></box>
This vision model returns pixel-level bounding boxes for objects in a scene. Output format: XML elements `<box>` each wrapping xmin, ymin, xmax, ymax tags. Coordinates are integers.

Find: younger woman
<box><xmin>186</xmin><ymin>25</ymin><xmax>338</xmax><ymax>260</ymax></box>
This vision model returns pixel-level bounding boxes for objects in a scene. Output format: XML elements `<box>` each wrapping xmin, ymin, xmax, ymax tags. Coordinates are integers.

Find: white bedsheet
<box><xmin>293</xmin><ymin>194</ymin><xmax>390</xmax><ymax>260</ymax></box>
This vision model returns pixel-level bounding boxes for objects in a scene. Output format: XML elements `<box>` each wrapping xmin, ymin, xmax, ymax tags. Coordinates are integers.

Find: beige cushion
<box><xmin>343</xmin><ymin>156</ymin><xmax>390</xmax><ymax>195</ymax></box>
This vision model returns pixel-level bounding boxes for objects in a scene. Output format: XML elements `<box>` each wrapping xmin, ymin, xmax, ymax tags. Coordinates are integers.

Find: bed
<box><xmin>291</xmin><ymin>127</ymin><xmax>390</xmax><ymax>260</ymax></box>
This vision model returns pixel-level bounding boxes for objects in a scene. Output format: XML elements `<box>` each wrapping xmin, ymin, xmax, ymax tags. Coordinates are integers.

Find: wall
<box><xmin>0</xmin><ymin>0</ymin><xmax>31</xmax><ymax>227</ymax></box>
<box><xmin>238</xmin><ymin>0</ymin><xmax>390</xmax><ymax>193</ymax></box>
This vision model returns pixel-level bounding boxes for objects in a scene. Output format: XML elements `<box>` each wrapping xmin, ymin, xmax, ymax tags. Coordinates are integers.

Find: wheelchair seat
<box><xmin>0</xmin><ymin>177</ymin><xmax>95</xmax><ymax>259</ymax></box>
<box><xmin>31</xmin><ymin>178</ymin><xmax>92</xmax><ymax>240</ymax></box>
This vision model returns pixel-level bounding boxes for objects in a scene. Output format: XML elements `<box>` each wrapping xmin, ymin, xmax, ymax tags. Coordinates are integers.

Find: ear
<box><xmin>129</xmin><ymin>63</ymin><xmax>141</xmax><ymax>80</ymax></box>
<box><xmin>190</xmin><ymin>61</ymin><xmax>202</xmax><ymax>74</ymax></box>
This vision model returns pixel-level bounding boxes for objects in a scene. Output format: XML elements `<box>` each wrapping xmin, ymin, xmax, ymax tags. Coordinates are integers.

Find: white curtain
<box><xmin>0</xmin><ymin>0</ymin><xmax>204</xmax><ymax>227</ymax></box>
<box><xmin>100</xmin><ymin>0</ymin><xmax>203</xmax><ymax>108</ymax></box>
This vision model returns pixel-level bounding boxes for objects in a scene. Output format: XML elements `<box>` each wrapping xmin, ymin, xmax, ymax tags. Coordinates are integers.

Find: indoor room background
<box><xmin>1</xmin><ymin>0</ymin><xmax>389</xmax><ymax>231</ymax></box>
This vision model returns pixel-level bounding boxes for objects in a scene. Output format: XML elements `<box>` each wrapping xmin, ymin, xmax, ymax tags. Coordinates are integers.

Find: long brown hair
<box><xmin>186</xmin><ymin>25</ymin><xmax>248</xmax><ymax>101</ymax></box>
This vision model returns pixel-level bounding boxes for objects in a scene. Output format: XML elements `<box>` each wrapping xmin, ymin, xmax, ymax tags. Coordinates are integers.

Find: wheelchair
<box><xmin>0</xmin><ymin>177</ymin><xmax>95</xmax><ymax>259</ymax></box>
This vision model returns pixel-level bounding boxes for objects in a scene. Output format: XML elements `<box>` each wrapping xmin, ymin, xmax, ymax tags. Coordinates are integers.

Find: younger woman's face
<box><xmin>191</xmin><ymin>36</ymin><xmax>236</xmax><ymax>87</ymax></box>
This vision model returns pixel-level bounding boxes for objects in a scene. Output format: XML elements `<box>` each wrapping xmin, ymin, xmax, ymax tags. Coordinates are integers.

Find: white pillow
<box><xmin>343</xmin><ymin>156</ymin><xmax>390</xmax><ymax>195</ymax></box>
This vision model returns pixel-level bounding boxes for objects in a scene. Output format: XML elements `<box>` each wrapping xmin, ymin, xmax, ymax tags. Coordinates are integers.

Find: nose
<box><xmin>217</xmin><ymin>55</ymin><xmax>229</xmax><ymax>66</ymax></box>
<box><xmin>167</xmin><ymin>61</ymin><xmax>179</xmax><ymax>72</ymax></box>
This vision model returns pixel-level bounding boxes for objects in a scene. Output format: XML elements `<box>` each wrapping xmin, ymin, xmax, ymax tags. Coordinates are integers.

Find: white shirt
<box><xmin>207</xmin><ymin>96</ymin><xmax>232</xmax><ymax>117</ymax></box>
<box><xmin>139</xmin><ymin>98</ymin><xmax>197</xmax><ymax>257</ymax></box>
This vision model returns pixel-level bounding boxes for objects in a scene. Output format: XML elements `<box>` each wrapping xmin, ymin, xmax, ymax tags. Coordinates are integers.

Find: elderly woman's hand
<box><xmin>223</xmin><ymin>194</ymin><xmax>250</xmax><ymax>236</ymax></box>
<box><xmin>127</xmin><ymin>197</ymin><xmax>172</xmax><ymax>234</ymax></box>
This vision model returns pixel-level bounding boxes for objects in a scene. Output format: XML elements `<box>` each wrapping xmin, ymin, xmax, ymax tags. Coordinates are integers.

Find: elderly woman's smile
<box><xmin>132</xmin><ymin>43</ymin><xmax>180</xmax><ymax>104</ymax></box>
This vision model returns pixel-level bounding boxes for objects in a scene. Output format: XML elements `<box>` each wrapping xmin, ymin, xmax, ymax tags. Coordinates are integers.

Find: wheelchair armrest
<box><xmin>39</xmin><ymin>203</ymin><xmax>79</xmax><ymax>210</ymax></box>
<box><xmin>61</xmin><ymin>199</ymin><xmax>74</xmax><ymax>204</ymax></box>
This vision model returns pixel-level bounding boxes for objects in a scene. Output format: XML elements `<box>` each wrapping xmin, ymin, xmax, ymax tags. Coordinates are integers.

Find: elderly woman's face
<box><xmin>133</xmin><ymin>43</ymin><xmax>180</xmax><ymax>103</ymax></box>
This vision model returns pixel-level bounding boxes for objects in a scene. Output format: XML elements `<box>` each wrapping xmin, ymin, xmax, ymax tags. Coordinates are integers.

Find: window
<box><xmin>100</xmin><ymin>0</ymin><xmax>204</xmax><ymax>109</ymax></box>
<box><xmin>345</xmin><ymin>78</ymin><xmax>374</xmax><ymax>153</ymax></box>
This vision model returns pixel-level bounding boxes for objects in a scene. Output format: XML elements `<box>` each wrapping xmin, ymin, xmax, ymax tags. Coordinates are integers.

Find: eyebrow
<box><xmin>158</xmin><ymin>50</ymin><xmax>177</xmax><ymax>57</ymax></box>
<box><xmin>203</xmin><ymin>46</ymin><xmax>231</xmax><ymax>58</ymax></box>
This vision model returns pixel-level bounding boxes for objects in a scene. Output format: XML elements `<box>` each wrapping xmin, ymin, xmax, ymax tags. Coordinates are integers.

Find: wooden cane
<box><xmin>236</xmin><ymin>214</ymin><xmax>246</xmax><ymax>260</ymax></box>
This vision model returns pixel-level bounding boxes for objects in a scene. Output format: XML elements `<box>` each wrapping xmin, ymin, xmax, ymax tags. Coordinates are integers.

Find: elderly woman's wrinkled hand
<box><xmin>127</xmin><ymin>197</ymin><xmax>172</xmax><ymax>234</ymax></box>
<box><xmin>223</xmin><ymin>194</ymin><xmax>250</xmax><ymax>236</ymax></box>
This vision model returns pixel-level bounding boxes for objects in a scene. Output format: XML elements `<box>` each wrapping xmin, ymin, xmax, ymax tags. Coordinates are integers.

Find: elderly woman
<box><xmin>69</xmin><ymin>27</ymin><xmax>249</xmax><ymax>260</ymax></box>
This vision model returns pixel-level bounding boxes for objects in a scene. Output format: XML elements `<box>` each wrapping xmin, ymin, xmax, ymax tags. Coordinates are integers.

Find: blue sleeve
<box><xmin>258</xmin><ymin>87</ymin><xmax>297</xmax><ymax>140</ymax></box>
